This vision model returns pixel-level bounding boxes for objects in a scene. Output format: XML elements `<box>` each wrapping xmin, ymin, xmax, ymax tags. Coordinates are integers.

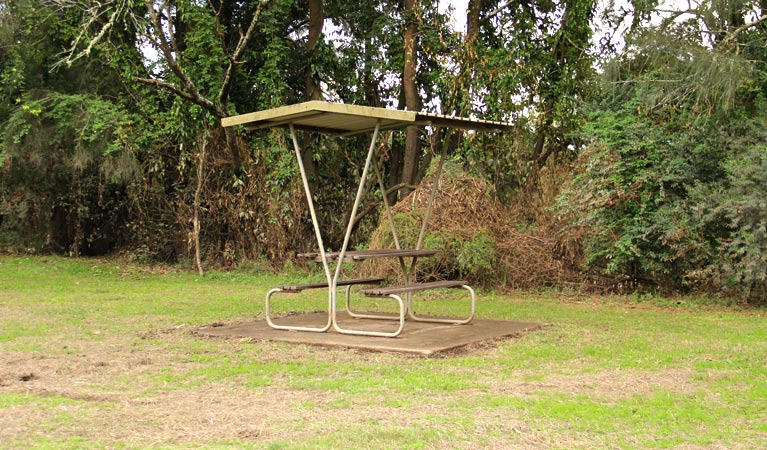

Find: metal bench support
<box><xmin>358</xmin><ymin>281</ymin><xmax>476</xmax><ymax>325</ymax></box>
<box><xmin>265</xmin><ymin>278</ymin><xmax>385</xmax><ymax>331</ymax></box>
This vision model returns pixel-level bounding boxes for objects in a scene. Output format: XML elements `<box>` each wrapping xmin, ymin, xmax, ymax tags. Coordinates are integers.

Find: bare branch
<box><xmin>208</xmin><ymin>0</ymin><xmax>230</xmax><ymax>56</ymax></box>
<box><xmin>144</xmin><ymin>0</ymin><xmax>177</xmax><ymax>76</ymax></box>
<box><xmin>721</xmin><ymin>14</ymin><xmax>767</xmax><ymax>48</ymax></box>
<box><xmin>133</xmin><ymin>77</ymin><xmax>219</xmax><ymax>113</ymax></box>
<box><xmin>659</xmin><ymin>9</ymin><xmax>696</xmax><ymax>32</ymax></box>
<box><xmin>486</xmin><ymin>0</ymin><xmax>511</xmax><ymax>21</ymax></box>
<box><xmin>50</xmin><ymin>0</ymin><xmax>270</xmax><ymax>122</ymax></box>
<box><xmin>164</xmin><ymin>0</ymin><xmax>180</xmax><ymax>60</ymax></box>
<box><xmin>218</xmin><ymin>0</ymin><xmax>271</xmax><ymax>109</ymax></box>
<box><xmin>143</xmin><ymin>0</ymin><xmax>224</xmax><ymax>117</ymax></box>
<box><xmin>233</xmin><ymin>0</ymin><xmax>270</xmax><ymax>63</ymax></box>
<box><xmin>50</xmin><ymin>0</ymin><xmax>128</xmax><ymax>71</ymax></box>
<box><xmin>133</xmin><ymin>77</ymin><xmax>196</xmax><ymax>101</ymax></box>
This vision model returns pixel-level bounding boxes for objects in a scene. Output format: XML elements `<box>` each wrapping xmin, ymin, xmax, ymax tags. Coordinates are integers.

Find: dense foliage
<box><xmin>1</xmin><ymin>0</ymin><xmax>766</xmax><ymax>302</ymax></box>
<box><xmin>556</xmin><ymin>1</ymin><xmax>767</xmax><ymax>302</ymax></box>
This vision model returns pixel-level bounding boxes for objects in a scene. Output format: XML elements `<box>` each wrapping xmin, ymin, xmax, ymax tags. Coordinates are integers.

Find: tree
<box><xmin>52</xmin><ymin>0</ymin><xmax>272</xmax><ymax>171</ymax></box>
<box><xmin>400</xmin><ymin>0</ymin><xmax>421</xmax><ymax>198</ymax></box>
<box><xmin>444</xmin><ymin>0</ymin><xmax>597</xmax><ymax>197</ymax></box>
<box><xmin>300</xmin><ymin>0</ymin><xmax>323</xmax><ymax>182</ymax></box>
<box><xmin>599</xmin><ymin>0</ymin><xmax>765</xmax><ymax>115</ymax></box>
<box><xmin>555</xmin><ymin>0</ymin><xmax>767</xmax><ymax>300</ymax></box>
<box><xmin>1</xmin><ymin>0</ymin><xmax>142</xmax><ymax>254</ymax></box>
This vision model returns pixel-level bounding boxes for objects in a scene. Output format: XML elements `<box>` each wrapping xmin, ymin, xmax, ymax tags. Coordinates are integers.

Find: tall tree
<box><xmin>447</xmin><ymin>0</ymin><xmax>597</xmax><ymax>195</ymax></box>
<box><xmin>400</xmin><ymin>0</ymin><xmax>421</xmax><ymax>197</ymax></box>
<box><xmin>301</xmin><ymin>0</ymin><xmax>324</xmax><ymax>181</ymax></box>
<box><xmin>529</xmin><ymin>0</ymin><xmax>596</xmax><ymax>175</ymax></box>
<box><xmin>306</xmin><ymin>0</ymin><xmax>323</xmax><ymax>102</ymax></box>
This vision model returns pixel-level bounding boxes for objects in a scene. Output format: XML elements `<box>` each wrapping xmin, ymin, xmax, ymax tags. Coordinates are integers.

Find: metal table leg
<box><xmin>331</xmin><ymin>122</ymin><xmax>411</xmax><ymax>337</ymax></box>
<box><xmin>262</xmin><ymin>124</ymin><xmax>334</xmax><ymax>333</ymax></box>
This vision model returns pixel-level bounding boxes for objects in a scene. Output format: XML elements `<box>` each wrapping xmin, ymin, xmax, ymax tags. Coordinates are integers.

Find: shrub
<box><xmin>557</xmin><ymin>91</ymin><xmax>767</xmax><ymax>302</ymax></box>
<box><xmin>0</xmin><ymin>91</ymin><xmax>135</xmax><ymax>255</ymax></box>
<box><xmin>694</xmin><ymin>144</ymin><xmax>767</xmax><ymax>303</ymax></box>
<box><xmin>359</xmin><ymin>162</ymin><xmax>583</xmax><ymax>290</ymax></box>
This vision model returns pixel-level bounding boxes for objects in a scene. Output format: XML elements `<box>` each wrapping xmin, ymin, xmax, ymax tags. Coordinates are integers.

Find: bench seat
<box><xmin>279</xmin><ymin>277</ymin><xmax>385</xmax><ymax>292</ymax></box>
<box><xmin>362</xmin><ymin>280</ymin><xmax>467</xmax><ymax>297</ymax></box>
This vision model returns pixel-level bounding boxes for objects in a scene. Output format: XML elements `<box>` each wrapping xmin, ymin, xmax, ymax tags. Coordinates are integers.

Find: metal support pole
<box><xmin>266</xmin><ymin>124</ymin><xmax>332</xmax><ymax>333</ymax></box>
<box><xmin>332</xmin><ymin>122</ymin><xmax>381</xmax><ymax>285</ymax></box>
<box><xmin>372</xmin><ymin>154</ymin><xmax>402</xmax><ymax>251</ymax></box>
<box><xmin>415</xmin><ymin>128</ymin><xmax>450</xmax><ymax>252</ymax></box>
<box><xmin>289</xmin><ymin>124</ymin><xmax>332</xmax><ymax>282</ymax></box>
<box><xmin>332</xmin><ymin>122</ymin><xmax>408</xmax><ymax>336</ymax></box>
<box><xmin>371</xmin><ymin>156</ymin><xmax>408</xmax><ymax>276</ymax></box>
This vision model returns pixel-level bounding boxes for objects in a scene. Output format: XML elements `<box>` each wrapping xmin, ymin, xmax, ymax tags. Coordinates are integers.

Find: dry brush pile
<box><xmin>356</xmin><ymin>165</ymin><xmax>598</xmax><ymax>292</ymax></box>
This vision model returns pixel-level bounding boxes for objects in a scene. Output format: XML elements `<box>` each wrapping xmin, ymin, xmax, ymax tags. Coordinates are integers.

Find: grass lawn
<box><xmin>1</xmin><ymin>255</ymin><xmax>766</xmax><ymax>449</ymax></box>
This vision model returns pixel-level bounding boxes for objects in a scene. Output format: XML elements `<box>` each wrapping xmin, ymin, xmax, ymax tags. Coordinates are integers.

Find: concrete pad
<box><xmin>197</xmin><ymin>312</ymin><xmax>546</xmax><ymax>356</ymax></box>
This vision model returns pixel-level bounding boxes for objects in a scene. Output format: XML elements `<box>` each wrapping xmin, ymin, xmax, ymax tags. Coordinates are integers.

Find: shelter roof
<box><xmin>221</xmin><ymin>101</ymin><xmax>510</xmax><ymax>136</ymax></box>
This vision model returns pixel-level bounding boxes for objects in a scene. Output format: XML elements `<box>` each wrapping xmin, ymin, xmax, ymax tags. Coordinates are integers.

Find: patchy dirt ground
<box><xmin>0</xmin><ymin>324</ymin><xmax>732</xmax><ymax>449</ymax></box>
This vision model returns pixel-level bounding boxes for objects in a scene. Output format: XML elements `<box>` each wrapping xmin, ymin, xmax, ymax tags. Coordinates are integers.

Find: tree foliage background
<box><xmin>1</xmin><ymin>0</ymin><xmax>766</xmax><ymax>302</ymax></box>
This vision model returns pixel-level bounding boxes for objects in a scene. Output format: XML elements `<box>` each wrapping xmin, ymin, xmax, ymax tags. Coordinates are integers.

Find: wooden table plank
<box><xmin>298</xmin><ymin>249</ymin><xmax>439</xmax><ymax>263</ymax></box>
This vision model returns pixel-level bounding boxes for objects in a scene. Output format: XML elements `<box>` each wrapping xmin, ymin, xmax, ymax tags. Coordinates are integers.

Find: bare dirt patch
<box><xmin>0</xmin><ymin>326</ymin><xmax>741</xmax><ymax>449</ymax></box>
<box><xmin>0</xmin><ymin>327</ymin><xmax>548</xmax><ymax>447</ymax></box>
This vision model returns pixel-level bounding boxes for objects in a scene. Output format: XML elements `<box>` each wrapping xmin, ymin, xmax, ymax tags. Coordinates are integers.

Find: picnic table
<box><xmin>222</xmin><ymin>101</ymin><xmax>510</xmax><ymax>337</ymax></box>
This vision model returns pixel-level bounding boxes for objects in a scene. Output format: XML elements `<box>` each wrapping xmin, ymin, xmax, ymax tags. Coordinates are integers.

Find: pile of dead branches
<box><xmin>357</xmin><ymin>166</ymin><xmax>603</xmax><ymax>292</ymax></box>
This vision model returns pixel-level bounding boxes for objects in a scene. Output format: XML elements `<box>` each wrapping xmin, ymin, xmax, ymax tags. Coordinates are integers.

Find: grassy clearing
<box><xmin>1</xmin><ymin>255</ymin><xmax>766</xmax><ymax>449</ymax></box>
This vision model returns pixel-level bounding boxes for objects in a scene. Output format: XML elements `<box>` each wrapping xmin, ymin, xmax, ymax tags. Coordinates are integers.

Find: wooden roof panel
<box><xmin>221</xmin><ymin>101</ymin><xmax>510</xmax><ymax>135</ymax></box>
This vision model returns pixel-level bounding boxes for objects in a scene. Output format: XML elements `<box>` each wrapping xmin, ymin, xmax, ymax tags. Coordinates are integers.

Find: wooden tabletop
<box><xmin>298</xmin><ymin>249</ymin><xmax>439</xmax><ymax>263</ymax></box>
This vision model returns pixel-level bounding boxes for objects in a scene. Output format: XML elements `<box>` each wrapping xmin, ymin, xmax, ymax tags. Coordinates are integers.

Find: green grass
<box><xmin>1</xmin><ymin>255</ymin><xmax>766</xmax><ymax>449</ymax></box>
<box><xmin>0</xmin><ymin>392</ymin><xmax>80</xmax><ymax>408</ymax></box>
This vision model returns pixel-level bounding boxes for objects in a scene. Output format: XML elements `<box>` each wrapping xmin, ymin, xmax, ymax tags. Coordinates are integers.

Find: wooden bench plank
<box><xmin>298</xmin><ymin>249</ymin><xmax>439</xmax><ymax>263</ymax></box>
<box><xmin>280</xmin><ymin>277</ymin><xmax>385</xmax><ymax>292</ymax></box>
<box><xmin>362</xmin><ymin>280</ymin><xmax>468</xmax><ymax>296</ymax></box>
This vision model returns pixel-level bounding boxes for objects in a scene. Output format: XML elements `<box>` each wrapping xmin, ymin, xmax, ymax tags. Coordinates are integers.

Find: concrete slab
<box><xmin>197</xmin><ymin>312</ymin><xmax>546</xmax><ymax>356</ymax></box>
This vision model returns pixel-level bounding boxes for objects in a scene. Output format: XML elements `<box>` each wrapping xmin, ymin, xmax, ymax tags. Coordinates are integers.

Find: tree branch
<box><xmin>144</xmin><ymin>0</ymin><xmax>224</xmax><ymax>117</ymax></box>
<box><xmin>208</xmin><ymin>0</ymin><xmax>229</xmax><ymax>56</ymax></box>
<box><xmin>485</xmin><ymin>0</ymin><xmax>511</xmax><ymax>21</ymax></box>
<box><xmin>164</xmin><ymin>0</ymin><xmax>180</xmax><ymax>59</ymax></box>
<box><xmin>721</xmin><ymin>14</ymin><xmax>767</xmax><ymax>48</ymax></box>
<box><xmin>50</xmin><ymin>0</ymin><xmax>128</xmax><ymax>70</ymax></box>
<box><xmin>133</xmin><ymin>77</ymin><xmax>218</xmax><ymax>113</ymax></box>
<box><xmin>218</xmin><ymin>0</ymin><xmax>270</xmax><ymax>109</ymax></box>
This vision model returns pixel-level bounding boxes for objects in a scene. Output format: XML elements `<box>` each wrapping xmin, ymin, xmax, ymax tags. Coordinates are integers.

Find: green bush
<box><xmin>555</xmin><ymin>99</ymin><xmax>723</xmax><ymax>289</ymax></box>
<box><xmin>557</xmin><ymin>76</ymin><xmax>767</xmax><ymax>302</ymax></box>
<box><xmin>695</xmin><ymin>144</ymin><xmax>767</xmax><ymax>303</ymax></box>
<box><xmin>0</xmin><ymin>91</ymin><xmax>135</xmax><ymax>254</ymax></box>
<box><xmin>424</xmin><ymin>229</ymin><xmax>497</xmax><ymax>283</ymax></box>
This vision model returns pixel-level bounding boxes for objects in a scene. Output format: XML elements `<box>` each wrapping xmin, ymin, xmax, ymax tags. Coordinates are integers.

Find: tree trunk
<box><xmin>388</xmin><ymin>138</ymin><xmax>403</xmax><ymax>204</ymax></box>
<box><xmin>302</xmin><ymin>0</ymin><xmax>323</xmax><ymax>181</ymax></box>
<box><xmin>445</xmin><ymin>0</ymin><xmax>482</xmax><ymax>155</ymax></box>
<box><xmin>401</xmin><ymin>0</ymin><xmax>420</xmax><ymax>197</ymax></box>
<box><xmin>223</xmin><ymin>126</ymin><xmax>243</xmax><ymax>171</ymax></box>
<box><xmin>193</xmin><ymin>136</ymin><xmax>207</xmax><ymax>276</ymax></box>
<box><xmin>306</xmin><ymin>0</ymin><xmax>323</xmax><ymax>101</ymax></box>
<box><xmin>387</xmin><ymin>86</ymin><xmax>406</xmax><ymax>205</ymax></box>
<box><xmin>363</xmin><ymin>34</ymin><xmax>380</xmax><ymax>106</ymax></box>
<box><xmin>466</xmin><ymin>0</ymin><xmax>481</xmax><ymax>52</ymax></box>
